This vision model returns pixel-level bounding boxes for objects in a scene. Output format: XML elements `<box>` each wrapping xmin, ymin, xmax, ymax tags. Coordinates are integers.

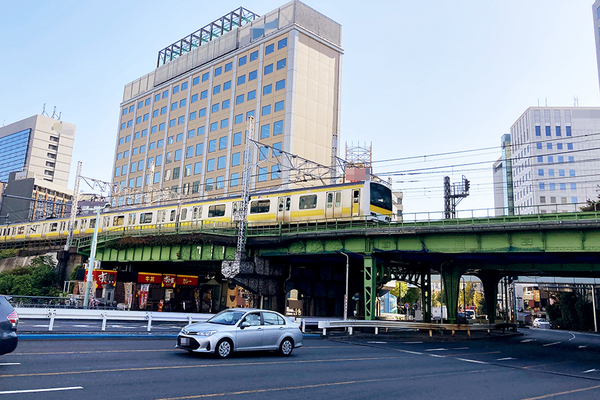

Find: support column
<box><xmin>478</xmin><ymin>272</ymin><xmax>503</xmax><ymax>324</ymax></box>
<box><xmin>440</xmin><ymin>263</ymin><xmax>464</xmax><ymax>324</ymax></box>
<box><xmin>363</xmin><ymin>255</ymin><xmax>377</xmax><ymax>320</ymax></box>
<box><xmin>421</xmin><ymin>269</ymin><xmax>432</xmax><ymax>323</ymax></box>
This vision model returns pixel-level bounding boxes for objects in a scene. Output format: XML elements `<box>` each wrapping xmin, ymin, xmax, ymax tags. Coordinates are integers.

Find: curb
<box><xmin>18</xmin><ymin>332</ymin><xmax>323</xmax><ymax>340</ymax></box>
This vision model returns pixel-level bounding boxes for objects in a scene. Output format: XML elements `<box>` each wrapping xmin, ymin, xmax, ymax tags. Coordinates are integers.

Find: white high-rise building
<box><xmin>507</xmin><ymin>107</ymin><xmax>600</xmax><ymax>214</ymax></box>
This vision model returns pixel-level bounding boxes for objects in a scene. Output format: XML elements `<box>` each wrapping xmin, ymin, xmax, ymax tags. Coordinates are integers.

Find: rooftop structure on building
<box><xmin>494</xmin><ymin>107</ymin><xmax>600</xmax><ymax>215</ymax></box>
<box><xmin>112</xmin><ymin>1</ymin><xmax>343</xmax><ymax>206</ymax></box>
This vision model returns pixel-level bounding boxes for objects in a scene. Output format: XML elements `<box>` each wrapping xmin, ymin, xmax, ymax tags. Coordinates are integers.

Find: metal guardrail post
<box><xmin>146</xmin><ymin>313</ymin><xmax>152</xmax><ymax>332</ymax></box>
<box><xmin>188</xmin><ymin>316</ymin><xmax>192</xmax><ymax>325</ymax></box>
<box><xmin>48</xmin><ymin>309</ymin><xmax>56</xmax><ymax>331</ymax></box>
<box><xmin>101</xmin><ymin>312</ymin><xmax>108</xmax><ymax>331</ymax></box>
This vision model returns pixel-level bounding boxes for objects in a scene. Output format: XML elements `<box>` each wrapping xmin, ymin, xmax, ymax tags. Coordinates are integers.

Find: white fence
<box><xmin>318</xmin><ymin>319</ymin><xmax>500</xmax><ymax>336</ymax></box>
<box><xmin>16</xmin><ymin>308</ymin><xmax>213</xmax><ymax>332</ymax></box>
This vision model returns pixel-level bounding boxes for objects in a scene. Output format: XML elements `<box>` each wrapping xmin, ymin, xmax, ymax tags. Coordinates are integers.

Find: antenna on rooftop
<box><xmin>574</xmin><ymin>96</ymin><xmax>579</xmax><ymax>107</ymax></box>
<box><xmin>41</xmin><ymin>103</ymin><xmax>49</xmax><ymax>117</ymax></box>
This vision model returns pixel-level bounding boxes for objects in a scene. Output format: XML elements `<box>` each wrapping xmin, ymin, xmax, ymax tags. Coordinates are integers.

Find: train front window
<box><xmin>370</xmin><ymin>183</ymin><xmax>392</xmax><ymax>211</ymax></box>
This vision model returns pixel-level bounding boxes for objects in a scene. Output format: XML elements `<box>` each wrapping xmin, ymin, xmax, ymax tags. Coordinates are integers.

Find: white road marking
<box><xmin>0</xmin><ymin>363</ymin><xmax>20</xmax><ymax>366</ymax></box>
<box><xmin>0</xmin><ymin>386</ymin><xmax>83</xmax><ymax>395</ymax></box>
<box><xmin>367</xmin><ymin>341</ymin><xmax>387</xmax><ymax>344</ymax></box>
<box><xmin>73</xmin><ymin>325</ymin><xmax>93</xmax><ymax>328</ymax></box>
<box><xmin>430</xmin><ymin>354</ymin><xmax>445</xmax><ymax>358</ymax></box>
<box><xmin>400</xmin><ymin>350</ymin><xmax>423</xmax><ymax>355</ymax></box>
<box><xmin>497</xmin><ymin>357</ymin><xmax>516</xmax><ymax>361</ymax></box>
<box><xmin>569</xmin><ymin>333</ymin><xmax>576</xmax><ymax>341</ymax></box>
<box><xmin>521</xmin><ymin>339</ymin><xmax>536</xmax><ymax>343</ymax></box>
<box><xmin>425</xmin><ymin>348</ymin><xmax>448</xmax><ymax>351</ymax></box>
<box><xmin>583</xmin><ymin>369</ymin><xmax>597</xmax><ymax>374</ymax></box>
<box><xmin>543</xmin><ymin>342</ymin><xmax>561</xmax><ymax>347</ymax></box>
<box><xmin>457</xmin><ymin>358</ymin><xmax>487</xmax><ymax>364</ymax></box>
<box><xmin>33</xmin><ymin>325</ymin><xmax>49</xmax><ymax>328</ymax></box>
<box><xmin>403</xmin><ymin>341</ymin><xmax>423</xmax><ymax>344</ymax></box>
<box><xmin>453</xmin><ymin>347</ymin><xmax>469</xmax><ymax>350</ymax></box>
<box><xmin>579</xmin><ymin>346</ymin><xmax>588</xmax><ymax>349</ymax></box>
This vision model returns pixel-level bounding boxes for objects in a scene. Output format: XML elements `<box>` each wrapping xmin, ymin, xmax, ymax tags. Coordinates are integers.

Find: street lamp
<box><xmin>339</xmin><ymin>252</ymin><xmax>349</xmax><ymax>321</ymax></box>
<box><xmin>83</xmin><ymin>203</ymin><xmax>110</xmax><ymax>309</ymax></box>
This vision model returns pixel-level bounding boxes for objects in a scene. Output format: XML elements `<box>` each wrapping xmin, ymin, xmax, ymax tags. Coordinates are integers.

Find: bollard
<box><xmin>147</xmin><ymin>313</ymin><xmax>152</xmax><ymax>332</ymax></box>
<box><xmin>188</xmin><ymin>316</ymin><xmax>192</xmax><ymax>325</ymax></box>
<box><xmin>101</xmin><ymin>313</ymin><xmax>108</xmax><ymax>331</ymax></box>
<box><xmin>301</xmin><ymin>318</ymin><xmax>305</xmax><ymax>333</ymax></box>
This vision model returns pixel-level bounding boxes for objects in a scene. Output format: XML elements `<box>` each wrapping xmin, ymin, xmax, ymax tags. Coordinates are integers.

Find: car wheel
<box><xmin>216</xmin><ymin>339</ymin><xmax>233</xmax><ymax>358</ymax></box>
<box><xmin>278</xmin><ymin>338</ymin><xmax>294</xmax><ymax>356</ymax></box>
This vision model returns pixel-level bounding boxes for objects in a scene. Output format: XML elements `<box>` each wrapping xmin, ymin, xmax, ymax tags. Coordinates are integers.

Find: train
<box><xmin>0</xmin><ymin>180</ymin><xmax>393</xmax><ymax>243</ymax></box>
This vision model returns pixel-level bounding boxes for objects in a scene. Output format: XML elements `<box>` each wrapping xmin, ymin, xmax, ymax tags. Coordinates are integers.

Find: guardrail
<box><xmin>16</xmin><ymin>308</ymin><xmax>213</xmax><ymax>332</ymax></box>
<box><xmin>317</xmin><ymin>319</ymin><xmax>505</xmax><ymax>337</ymax></box>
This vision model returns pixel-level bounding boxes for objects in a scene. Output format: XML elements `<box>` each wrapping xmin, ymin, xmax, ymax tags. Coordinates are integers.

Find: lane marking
<box><xmin>497</xmin><ymin>357</ymin><xmax>516</xmax><ymax>361</ymax></box>
<box><xmin>0</xmin><ymin>386</ymin><xmax>83</xmax><ymax>395</ymax></box>
<box><xmin>521</xmin><ymin>339</ymin><xmax>536</xmax><ymax>343</ymax></box>
<box><xmin>579</xmin><ymin>346</ymin><xmax>587</xmax><ymax>349</ymax></box>
<box><xmin>0</xmin><ymin>363</ymin><xmax>20</xmax><ymax>366</ymax></box>
<box><xmin>425</xmin><ymin>348</ymin><xmax>448</xmax><ymax>351</ymax></box>
<box><xmin>398</xmin><ymin>350</ymin><xmax>423</xmax><ymax>355</ymax></box>
<box><xmin>367</xmin><ymin>341</ymin><xmax>387</xmax><ymax>344</ymax></box>
<box><xmin>454</xmin><ymin>347</ymin><xmax>469</xmax><ymax>350</ymax></box>
<box><xmin>456</xmin><ymin>358</ymin><xmax>487</xmax><ymax>364</ymax></box>
<box><xmin>447</xmin><ymin>351</ymin><xmax>500</xmax><ymax>357</ymax></box>
<box><xmin>403</xmin><ymin>341</ymin><xmax>423</xmax><ymax>344</ymax></box>
<box><xmin>523</xmin><ymin>362</ymin><xmax>567</xmax><ymax>370</ymax></box>
<box><xmin>9</xmin><ymin>349</ymin><xmax>175</xmax><ymax>356</ymax></box>
<box><xmin>429</xmin><ymin>354</ymin><xmax>445</xmax><ymax>358</ymax></box>
<box><xmin>519</xmin><ymin>384</ymin><xmax>600</xmax><ymax>400</ymax></box>
<box><xmin>583</xmin><ymin>369</ymin><xmax>597</xmax><ymax>374</ymax></box>
<box><xmin>569</xmin><ymin>333</ymin><xmax>576</xmax><ymax>341</ymax></box>
<box><xmin>0</xmin><ymin>356</ymin><xmax>403</xmax><ymax>379</ymax></box>
<box><xmin>542</xmin><ymin>342</ymin><xmax>561</xmax><ymax>347</ymax></box>
<box><xmin>154</xmin><ymin>368</ymin><xmax>492</xmax><ymax>400</ymax></box>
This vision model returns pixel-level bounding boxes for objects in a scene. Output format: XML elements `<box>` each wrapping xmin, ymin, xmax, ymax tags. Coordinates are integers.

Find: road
<box><xmin>2</xmin><ymin>328</ymin><xmax>600</xmax><ymax>399</ymax></box>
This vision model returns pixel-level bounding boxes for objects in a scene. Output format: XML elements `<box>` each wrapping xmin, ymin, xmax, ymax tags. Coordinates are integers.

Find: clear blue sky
<box><xmin>1</xmin><ymin>0</ymin><xmax>598</xmax><ymax>215</ymax></box>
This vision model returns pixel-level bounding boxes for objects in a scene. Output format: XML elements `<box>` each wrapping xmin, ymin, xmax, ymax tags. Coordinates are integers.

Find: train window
<box><xmin>208</xmin><ymin>204</ymin><xmax>226</xmax><ymax>217</ymax></box>
<box><xmin>299</xmin><ymin>195</ymin><xmax>317</xmax><ymax>210</ymax></box>
<box><xmin>193</xmin><ymin>207</ymin><xmax>199</xmax><ymax>219</ymax></box>
<box><xmin>353</xmin><ymin>190</ymin><xmax>360</xmax><ymax>203</ymax></box>
<box><xmin>90</xmin><ymin>218</ymin><xmax>96</xmax><ymax>229</ymax></box>
<box><xmin>181</xmin><ymin>208</ymin><xmax>188</xmax><ymax>220</ymax></box>
<box><xmin>103</xmin><ymin>217</ymin><xmax>110</xmax><ymax>227</ymax></box>
<box><xmin>250</xmin><ymin>200</ymin><xmax>270</xmax><ymax>214</ymax></box>
<box><xmin>17</xmin><ymin>226</ymin><xmax>25</xmax><ymax>235</ymax></box>
<box><xmin>326</xmin><ymin>193</ymin><xmax>333</xmax><ymax>208</ymax></box>
<box><xmin>170</xmin><ymin>210</ymin><xmax>176</xmax><ymax>222</ymax></box>
<box><xmin>139</xmin><ymin>213</ymin><xmax>153</xmax><ymax>224</ymax></box>
<box><xmin>50</xmin><ymin>223</ymin><xmax>58</xmax><ymax>232</ymax></box>
<box><xmin>127</xmin><ymin>214</ymin><xmax>136</xmax><ymax>225</ymax></box>
<box><xmin>60</xmin><ymin>222</ymin><xmax>66</xmax><ymax>231</ymax></box>
<box><xmin>74</xmin><ymin>221</ymin><xmax>78</xmax><ymax>230</ymax></box>
<box><xmin>31</xmin><ymin>224</ymin><xmax>39</xmax><ymax>233</ymax></box>
<box><xmin>232</xmin><ymin>202</ymin><xmax>239</xmax><ymax>214</ymax></box>
<box><xmin>113</xmin><ymin>216</ymin><xmax>124</xmax><ymax>226</ymax></box>
<box><xmin>335</xmin><ymin>192</ymin><xmax>341</xmax><ymax>207</ymax></box>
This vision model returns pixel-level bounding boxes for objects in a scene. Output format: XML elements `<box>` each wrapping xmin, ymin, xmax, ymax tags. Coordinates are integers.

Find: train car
<box><xmin>0</xmin><ymin>180</ymin><xmax>392</xmax><ymax>243</ymax></box>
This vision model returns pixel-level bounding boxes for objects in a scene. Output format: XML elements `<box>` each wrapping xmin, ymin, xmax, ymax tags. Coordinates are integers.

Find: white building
<box><xmin>507</xmin><ymin>107</ymin><xmax>600</xmax><ymax>214</ymax></box>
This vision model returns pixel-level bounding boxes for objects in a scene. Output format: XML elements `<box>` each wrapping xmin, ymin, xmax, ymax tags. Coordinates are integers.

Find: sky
<box><xmin>1</xmin><ymin>0</ymin><xmax>599</xmax><ymax>216</ymax></box>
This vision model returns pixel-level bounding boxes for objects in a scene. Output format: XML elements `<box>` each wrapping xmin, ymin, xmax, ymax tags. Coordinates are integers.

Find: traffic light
<box><xmin>464</xmin><ymin>179</ymin><xmax>470</xmax><ymax>193</ymax></box>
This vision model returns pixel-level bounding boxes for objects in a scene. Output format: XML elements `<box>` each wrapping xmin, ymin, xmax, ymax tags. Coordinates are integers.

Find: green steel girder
<box><xmin>440</xmin><ymin>263</ymin><xmax>467</xmax><ymax>324</ymax></box>
<box><xmin>363</xmin><ymin>256</ymin><xmax>377</xmax><ymax>321</ymax></box>
<box><xmin>90</xmin><ymin>243</ymin><xmax>237</xmax><ymax>262</ymax></box>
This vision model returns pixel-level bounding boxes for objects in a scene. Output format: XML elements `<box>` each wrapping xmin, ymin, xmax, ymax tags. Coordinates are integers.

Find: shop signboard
<box><xmin>139</xmin><ymin>284</ymin><xmax>149</xmax><ymax>309</ymax></box>
<box><xmin>138</xmin><ymin>272</ymin><xmax>162</xmax><ymax>284</ymax></box>
<box><xmin>176</xmin><ymin>275</ymin><xmax>198</xmax><ymax>286</ymax></box>
<box><xmin>83</xmin><ymin>269</ymin><xmax>117</xmax><ymax>289</ymax></box>
<box><xmin>162</xmin><ymin>274</ymin><xmax>176</xmax><ymax>288</ymax></box>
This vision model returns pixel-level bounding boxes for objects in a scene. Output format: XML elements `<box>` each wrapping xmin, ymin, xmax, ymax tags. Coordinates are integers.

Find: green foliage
<box><xmin>0</xmin><ymin>249</ymin><xmax>19</xmax><ymax>260</ymax></box>
<box><xmin>402</xmin><ymin>288</ymin><xmax>420</xmax><ymax>306</ymax></box>
<box><xmin>546</xmin><ymin>291</ymin><xmax>594</xmax><ymax>331</ymax></box>
<box><xmin>0</xmin><ymin>255</ymin><xmax>61</xmax><ymax>296</ymax></box>
<box><xmin>389</xmin><ymin>281</ymin><xmax>407</xmax><ymax>301</ymax></box>
<box><xmin>69</xmin><ymin>265</ymin><xmax>84</xmax><ymax>281</ymax></box>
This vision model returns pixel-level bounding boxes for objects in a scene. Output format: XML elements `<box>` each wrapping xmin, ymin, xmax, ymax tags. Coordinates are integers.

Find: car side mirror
<box><xmin>240</xmin><ymin>321</ymin><xmax>250</xmax><ymax>329</ymax></box>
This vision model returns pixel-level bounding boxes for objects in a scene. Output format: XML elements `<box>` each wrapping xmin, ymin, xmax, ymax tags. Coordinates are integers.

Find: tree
<box><xmin>402</xmin><ymin>288</ymin><xmax>420</xmax><ymax>306</ymax></box>
<box><xmin>0</xmin><ymin>256</ymin><xmax>61</xmax><ymax>296</ymax></box>
<box><xmin>580</xmin><ymin>187</ymin><xmax>600</xmax><ymax>211</ymax></box>
<box><xmin>546</xmin><ymin>291</ymin><xmax>594</xmax><ymax>331</ymax></box>
<box><xmin>389</xmin><ymin>281</ymin><xmax>407</xmax><ymax>301</ymax></box>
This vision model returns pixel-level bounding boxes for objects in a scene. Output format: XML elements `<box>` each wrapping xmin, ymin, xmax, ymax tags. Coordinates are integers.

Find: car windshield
<box><xmin>207</xmin><ymin>310</ymin><xmax>246</xmax><ymax>325</ymax></box>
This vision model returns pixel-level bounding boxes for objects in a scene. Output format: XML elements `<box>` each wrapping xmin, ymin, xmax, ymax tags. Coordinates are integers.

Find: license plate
<box><xmin>180</xmin><ymin>337</ymin><xmax>189</xmax><ymax>346</ymax></box>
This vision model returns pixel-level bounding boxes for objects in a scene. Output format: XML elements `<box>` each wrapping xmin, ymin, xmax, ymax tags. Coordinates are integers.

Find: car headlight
<box><xmin>197</xmin><ymin>330</ymin><xmax>217</xmax><ymax>336</ymax></box>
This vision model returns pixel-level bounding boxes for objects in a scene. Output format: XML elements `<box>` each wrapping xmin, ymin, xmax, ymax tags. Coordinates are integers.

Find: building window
<box><xmin>215</xmin><ymin>66</ymin><xmax>222</xmax><ymax>76</ymax></box>
<box><xmin>259</xmin><ymin>146</ymin><xmax>268</xmax><ymax>160</ymax></box>
<box><xmin>178</xmin><ymin>116</ymin><xmax>185</xmax><ymax>125</ymax></box>
<box><xmin>271</xmin><ymin>164</ymin><xmax>281</xmax><ymax>180</ymax></box>
<box><xmin>129</xmin><ymin>105</ymin><xmax>135</xmax><ymax>112</ymax></box>
<box><xmin>162</xmin><ymin>90</ymin><xmax>169</xmax><ymax>99</ymax></box>
<box><xmin>200</xmin><ymin>90</ymin><xmax>208</xmax><ymax>99</ymax></box>
<box><xmin>277</xmin><ymin>59</ymin><xmax>286</xmax><ymax>70</ymax></box>
<box><xmin>571</xmin><ymin>183</ymin><xmax>577</xmax><ymax>190</ymax></box>
<box><xmin>198</xmin><ymin>126</ymin><xmax>205</xmax><ymax>136</ymax></box>
<box><xmin>181</xmin><ymin>82</ymin><xmax>188</xmax><ymax>90</ymax></box>
<box><xmin>206</xmin><ymin>178</ymin><xmax>214</xmax><ymax>191</ymax></box>
<box><xmin>184</xmin><ymin>164</ymin><xmax>192</xmax><ymax>177</ymax></box>
<box><xmin>249</xmin><ymin>70</ymin><xmax>257</xmax><ymax>81</ymax></box>
<box><xmin>199</xmin><ymin>108</ymin><xmax>206</xmax><ymax>117</ymax></box>
<box><xmin>274</xmin><ymin>101</ymin><xmax>284</xmax><ymax>112</ymax></box>
<box><xmin>157</xmin><ymin>139</ymin><xmax>164</xmax><ymax>147</ymax></box>
<box><xmin>159</xmin><ymin>123</ymin><xmax>166</xmax><ymax>131</ymax></box>
<box><xmin>233</xmin><ymin>132</ymin><xmax>242</xmax><ymax>146</ymax></box>
<box><xmin>176</xmin><ymin>133</ymin><xmax>183</xmax><ymax>142</ymax></box>
<box><xmin>248</xmin><ymin>90</ymin><xmax>256</xmax><ymax>101</ymax></box>
<box><xmin>154</xmin><ymin>172</ymin><xmax>160</xmax><ymax>183</ymax></box>
<box><xmin>169</xmin><ymin>119</ymin><xmax>176</xmax><ymax>128</ymax></box>
<box><xmin>123</xmin><ymin>150</ymin><xmax>129</xmax><ymax>158</ymax></box>
<box><xmin>549</xmin><ymin>183</ymin><xmax>555</xmax><ymax>190</ymax></box>
<box><xmin>246</xmin><ymin>110</ymin><xmax>255</xmax><ymax>119</ymax></box>
<box><xmin>222</xmin><ymin>99</ymin><xmax>230</xmax><ymax>109</ymax></box>
<box><xmin>220</xmin><ymin>119</ymin><xmax>228</xmax><ymax>129</ymax></box>
<box><xmin>224</xmin><ymin>81</ymin><xmax>231</xmax><ymax>91</ymax></box>
<box><xmin>569</xmin><ymin>169</ymin><xmax>575</xmax><ymax>177</ymax></box>
<box><xmin>263</xmin><ymin>84</ymin><xmax>272</xmax><ymax>95</ymax></box>
<box><xmin>172</xmin><ymin>166</ymin><xmax>180</xmax><ymax>179</ymax></box>
<box><xmin>264</xmin><ymin>64</ymin><xmax>273</xmax><ymax>75</ymax></box>
<box><xmin>209</xmin><ymin>139</ymin><xmax>217</xmax><ymax>152</ymax></box>
<box><xmin>239</xmin><ymin>55</ymin><xmax>247</xmax><ymax>66</ymax></box>
<box><xmin>166</xmin><ymin>152</ymin><xmax>173</xmax><ymax>164</ymax></box>
<box><xmin>190</xmin><ymin>111</ymin><xmax>197</xmax><ymax>121</ymax></box>
<box><xmin>216</xmin><ymin>176</ymin><xmax>225</xmax><ymax>189</ymax></box>
<box><xmin>273</xmin><ymin>120</ymin><xmax>283</xmax><ymax>135</ymax></box>
<box><xmin>194</xmin><ymin>162</ymin><xmax>202</xmax><ymax>175</ymax></box>
<box><xmin>173</xmin><ymin>85</ymin><xmax>179</xmax><ymax>95</ymax></box>
<box><xmin>536</xmin><ymin>143</ymin><xmax>542</xmax><ymax>149</ymax></box>
<box><xmin>230</xmin><ymin>172</ymin><xmax>239</xmax><ymax>186</ymax></box>
<box><xmin>156</xmin><ymin>154</ymin><xmax>162</xmax><ymax>165</ymax></box>
<box><xmin>278</xmin><ymin>38</ymin><xmax>287</xmax><ymax>49</ymax></box>
<box><xmin>558</xmin><ymin>156</ymin><xmax>564</xmax><ymax>163</ymax></box>
<box><xmin>539</xmin><ymin>183</ymin><xmax>545</xmax><ymax>190</ymax></box>
<box><xmin>153</xmin><ymin>110</ymin><xmax>159</xmax><ymax>118</ymax></box>
<box><xmin>265</xmin><ymin>43</ymin><xmax>274</xmax><ymax>55</ymax></box>
<box><xmin>212</xmin><ymin>104</ymin><xmax>219</xmax><ymax>113</ymax></box>
<box><xmin>186</xmin><ymin>146</ymin><xmax>194</xmax><ymax>158</ymax></box>
<box><xmin>545</xmin><ymin>126</ymin><xmax>551</xmax><ymax>136</ymax></box>
<box><xmin>140</xmin><ymin>145</ymin><xmax>146</xmax><ymax>153</ymax></box>
<box><xmin>556</xmin><ymin>126</ymin><xmax>561</xmax><ymax>136</ymax></box>
<box><xmin>210</xmin><ymin>122</ymin><xmax>218</xmax><ymax>131</ymax></box>
<box><xmin>250</xmin><ymin>51</ymin><xmax>258</xmax><ymax>61</ymax></box>
<box><xmin>537</xmin><ymin>156</ymin><xmax>543</xmax><ymax>163</ymax></box>
<box><xmin>191</xmin><ymin>94</ymin><xmax>198</xmax><ymax>103</ymax></box>
<box><xmin>193</xmin><ymin>77</ymin><xmax>200</xmax><ymax>86</ymax></box>
<box><xmin>567</xmin><ymin>143</ymin><xmax>573</xmax><ymax>150</ymax></box>
<box><xmin>237</xmin><ymin>75</ymin><xmax>246</xmax><ymax>85</ymax></box>
<box><xmin>262</xmin><ymin>105</ymin><xmax>271</xmax><ymax>116</ymax></box>
<box><xmin>171</xmin><ymin>102</ymin><xmax>178</xmax><ymax>111</ymax></box>
<box><xmin>548</xmin><ymin>156</ymin><xmax>553</xmax><ymax>163</ymax></box>
<box><xmin>219</xmin><ymin>136</ymin><xmax>227</xmax><ymax>150</ymax></box>
<box><xmin>202</xmin><ymin>72</ymin><xmax>209</xmax><ymax>82</ymax></box>
<box><xmin>272</xmin><ymin>142</ymin><xmax>282</xmax><ymax>157</ymax></box>
<box><xmin>547</xmin><ymin>143</ymin><xmax>552</xmax><ymax>150</ymax></box>
<box><xmin>276</xmin><ymin>79</ymin><xmax>285</xmax><ymax>91</ymax></box>
<box><xmin>231</xmin><ymin>152</ymin><xmax>241</xmax><ymax>166</ymax></box>
<box><xmin>560</xmin><ymin>183</ymin><xmax>566</xmax><ymax>190</ymax></box>
<box><xmin>217</xmin><ymin>156</ymin><xmax>226</xmax><ymax>170</ymax></box>
<box><xmin>161</xmin><ymin>106</ymin><xmax>167</xmax><ymax>115</ymax></box>
<box><xmin>538</xmin><ymin>169</ymin><xmax>544</xmax><ymax>176</ymax></box>
<box><xmin>207</xmin><ymin>158</ymin><xmax>215</xmax><ymax>171</ymax></box>
<box><xmin>180</xmin><ymin>99</ymin><xmax>186</xmax><ymax>107</ymax></box>
<box><xmin>236</xmin><ymin>94</ymin><xmax>244</xmax><ymax>105</ymax></box>
<box><xmin>548</xmin><ymin>169</ymin><xmax>554</xmax><ymax>177</ymax></box>
<box><xmin>260</xmin><ymin>124</ymin><xmax>270</xmax><ymax>139</ymax></box>
<box><xmin>566</xmin><ymin>126</ymin><xmax>571</xmax><ymax>136</ymax></box>
<box><xmin>213</xmin><ymin>85</ymin><xmax>221</xmax><ymax>95</ymax></box>
<box><xmin>258</xmin><ymin>167</ymin><xmax>268</xmax><ymax>182</ymax></box>
<box><xmin>559</xmin><ymin>169</ymin><xmax>564</xmax><ymax>176</ymax></box>
<box><xmin>154</xmin><ymin>94</ymin><xmax>160</xmax><ymax>102</ymax></box>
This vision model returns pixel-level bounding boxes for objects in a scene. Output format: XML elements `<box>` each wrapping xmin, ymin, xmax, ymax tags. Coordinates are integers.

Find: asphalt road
<box><xmin>2</xmin><ymin>329</ymin><xmax>600</xmax><ymax>399</ymax></box>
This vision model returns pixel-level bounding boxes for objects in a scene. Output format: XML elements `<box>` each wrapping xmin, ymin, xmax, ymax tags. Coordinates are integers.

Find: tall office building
<box><xmin>498</xmin><ymin>107</ymin><xmax>600</xmax><ymax>214</ymax></box>
<box><xmin>0</xmin><ymin>115</ymin><xmax>75</xmax><ymax>187</ymax></box>
<box><xmin>111</xmin><ymin>1</ymin><xmax>342</xmax><ymax>205</ymax></box>
<box><xmin>492</xmin><ymin>134</ymin><xmax>514</xmax><ymax>216</ymax></box>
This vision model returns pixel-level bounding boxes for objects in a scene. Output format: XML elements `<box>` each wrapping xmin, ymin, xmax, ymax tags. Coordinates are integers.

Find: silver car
<box><xmin>176</xmin><ymin>308</ymin><xmax>303</xmax><ymax>358</ymax></box>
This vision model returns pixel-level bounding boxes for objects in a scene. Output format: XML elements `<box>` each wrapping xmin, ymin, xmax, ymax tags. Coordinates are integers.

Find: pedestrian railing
<box><xmin>317</xmin><ymin>319</ymin><xmax>500</xmax><ymax>337</ymax></box>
